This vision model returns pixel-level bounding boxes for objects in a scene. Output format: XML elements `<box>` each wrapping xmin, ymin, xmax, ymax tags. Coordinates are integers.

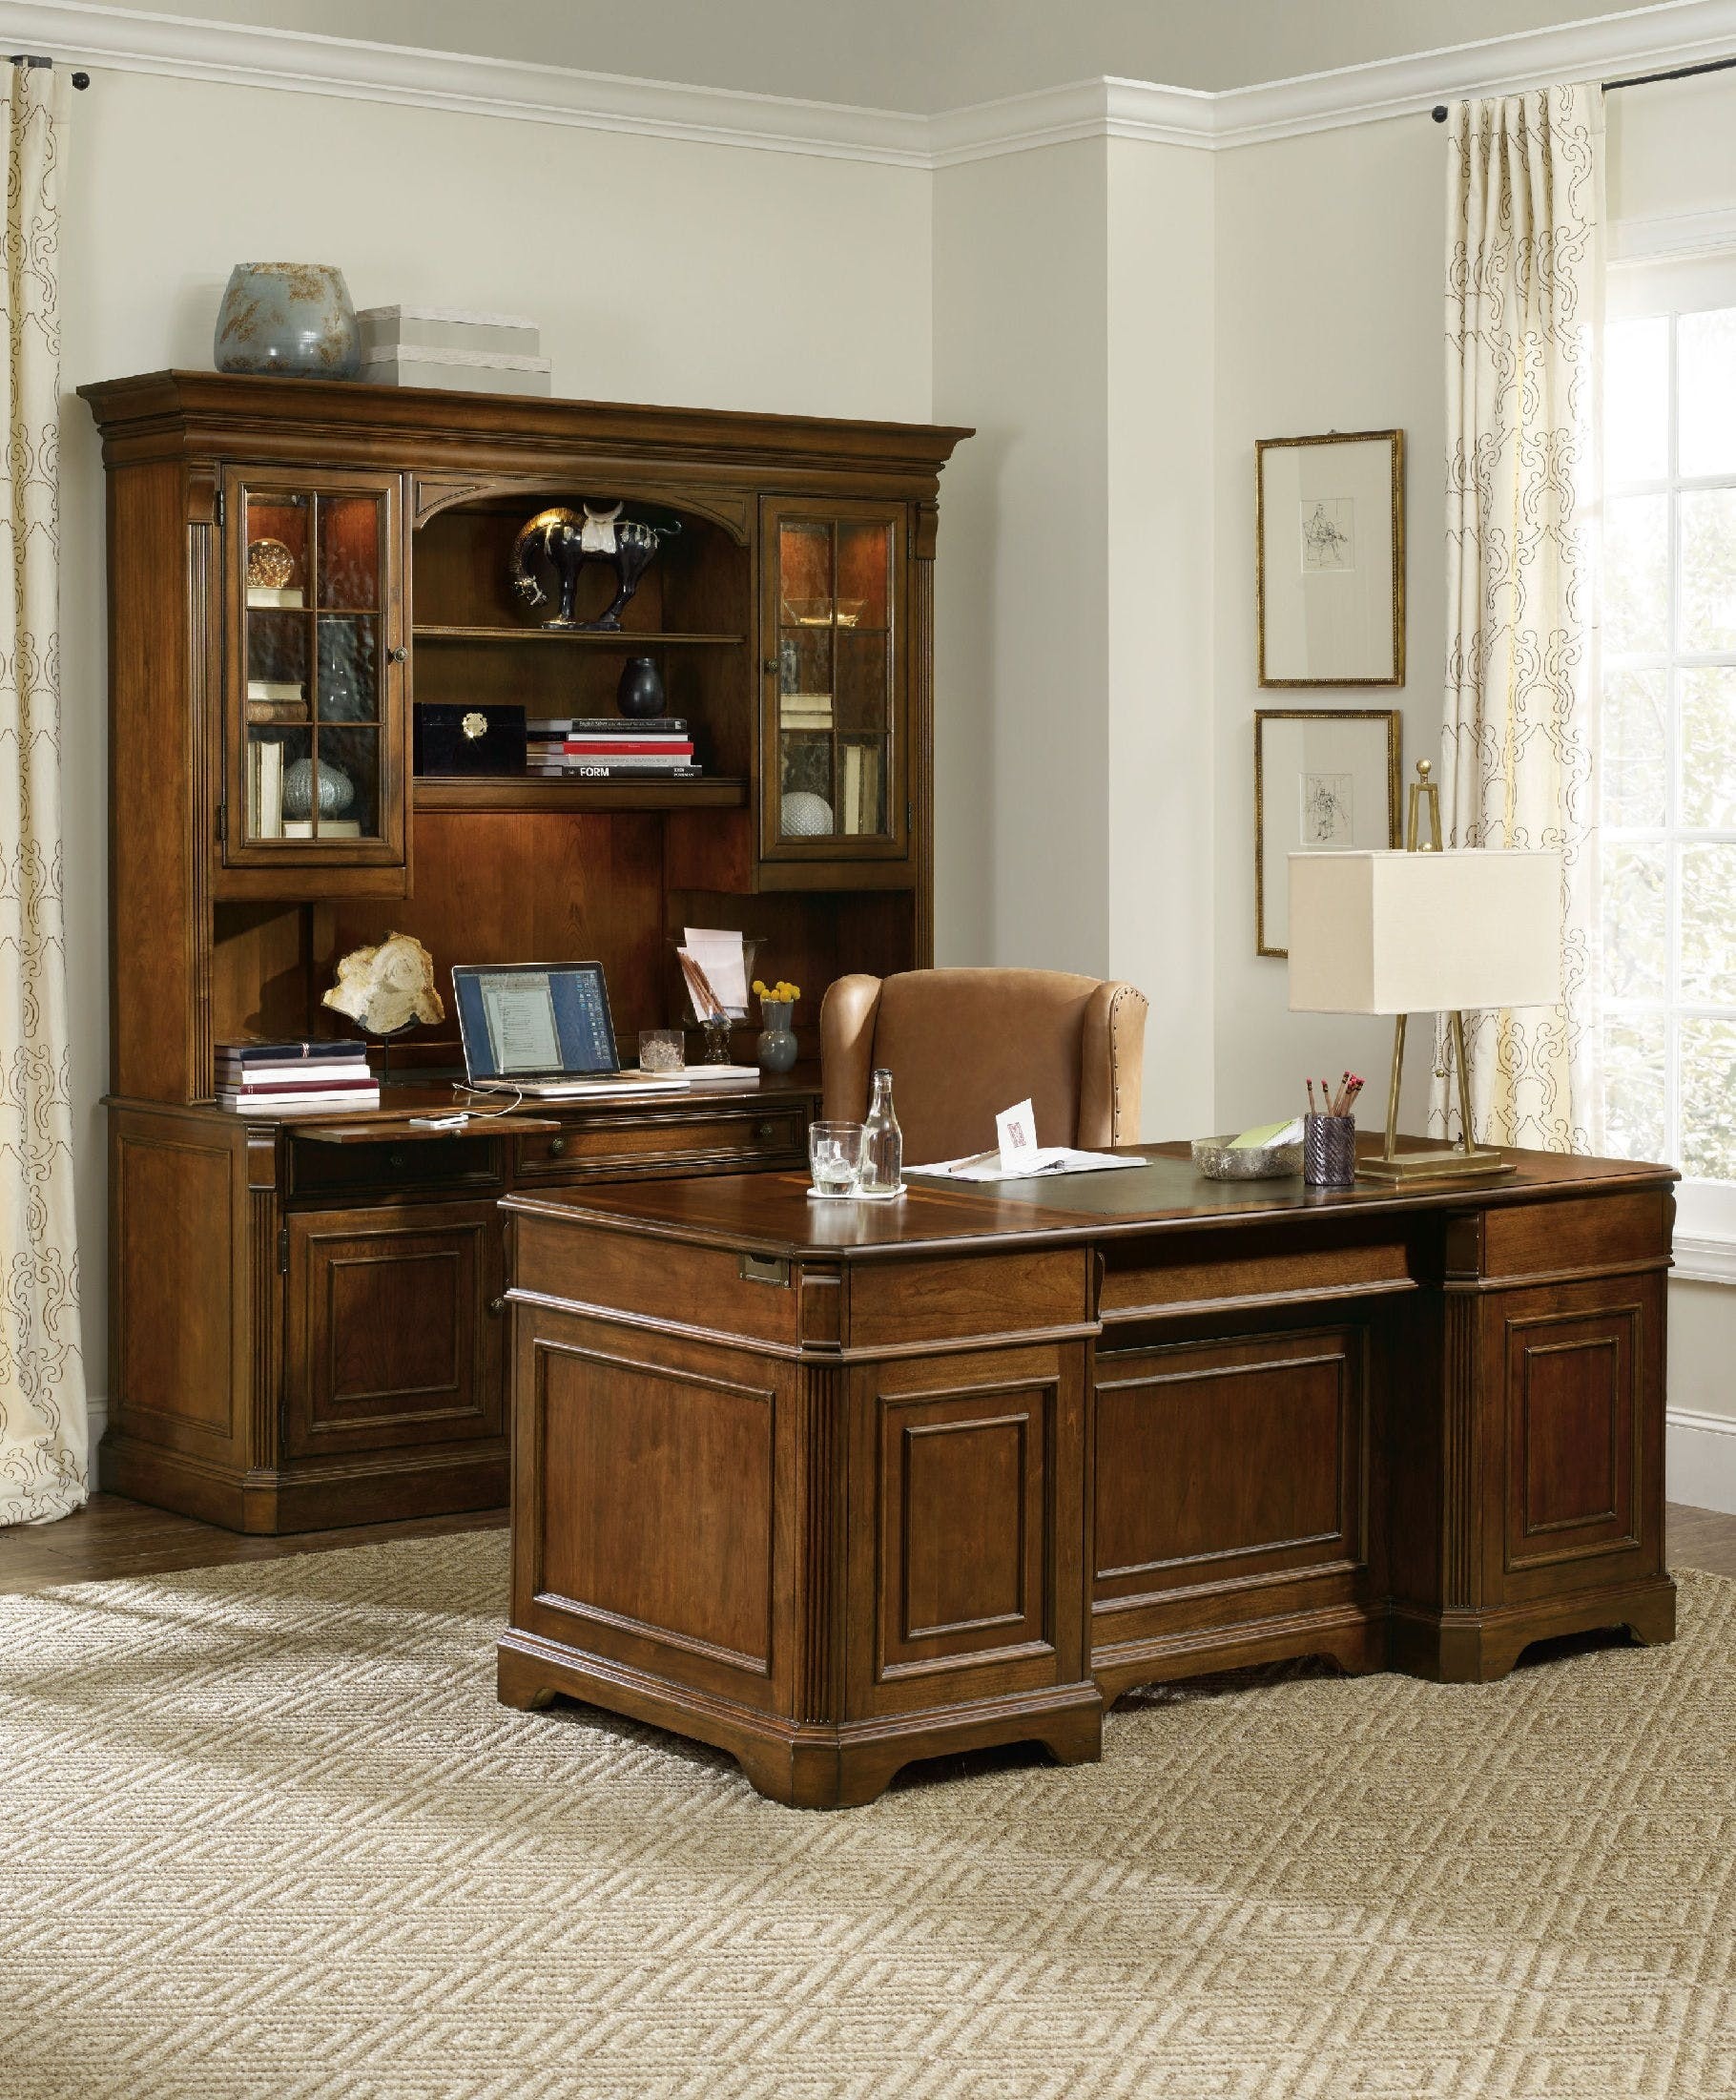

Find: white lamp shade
<box><xmin>1287</xmin><ymin>850</ymin><xmax>1562</xmax><ymax>1015</ymax></box>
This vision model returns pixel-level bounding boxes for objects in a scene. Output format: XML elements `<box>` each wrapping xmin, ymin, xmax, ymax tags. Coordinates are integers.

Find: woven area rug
<box><xmin>4</xmin><ymin>1534</ymin><xmax>1735</xmax><ymax>2100</ymax></box>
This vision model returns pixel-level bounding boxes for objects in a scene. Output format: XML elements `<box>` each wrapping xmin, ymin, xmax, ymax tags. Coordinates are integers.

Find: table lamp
<box><xmin>1287</xmin><ymin>762</ymin><xmax>1561</xmax><ymax>1183</ymax></box>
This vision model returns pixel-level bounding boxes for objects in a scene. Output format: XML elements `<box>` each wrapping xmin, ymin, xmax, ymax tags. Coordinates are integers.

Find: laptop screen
<box><xmin>452</xmin><ymin>963</ymin><xmax>619</xmax><ymax>1082</ymax></box>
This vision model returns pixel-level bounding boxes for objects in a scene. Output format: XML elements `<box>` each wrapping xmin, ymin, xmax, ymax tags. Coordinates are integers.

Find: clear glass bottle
<box><xmin>860</xmin><ymin>1068</ymin><xmax>903</xmax><ymax>1195</ymax></box>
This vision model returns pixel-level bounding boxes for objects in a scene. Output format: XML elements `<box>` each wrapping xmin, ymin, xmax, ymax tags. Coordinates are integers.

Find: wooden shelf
<box><xmin>414</xmin><ymin>776</ymin><xmax>748</xmax><ymax>813</ymax></box>
<box><xmin>412</xmin><ymin>625</ymin><xmax>744</xmax><ymax>647</ymax></box>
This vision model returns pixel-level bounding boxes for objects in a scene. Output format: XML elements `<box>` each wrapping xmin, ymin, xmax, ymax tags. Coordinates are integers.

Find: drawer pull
<box><xmin>738</xmin><ymin>1252</ymin><xmax>790</xmax><ymax>1287</ymax></box>
<box><xmin>486</xmin><ymin>1295</ymin><xmax>506</xmax><ymax>1317</ymax></box>
<box><xmin>547</xmin><ymin>1136</ymin><xmax>568</xmax><ymax>1157</ymax></box>
<box><xmin>387</xmin><ymin>1148</ymin><xmax>405</xmax><ymax>1170</ymax></box>
<box><xmin>755</xmin><ymin>1121</ymin><xmax>778</xmax><ymax>1144</ymax></box>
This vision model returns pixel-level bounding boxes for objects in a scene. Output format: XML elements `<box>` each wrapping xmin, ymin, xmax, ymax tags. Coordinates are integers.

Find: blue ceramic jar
<box><xmin>215</xmin><ymin>263</ymin><xmax>361</xmax><ymax>380</ymax></box>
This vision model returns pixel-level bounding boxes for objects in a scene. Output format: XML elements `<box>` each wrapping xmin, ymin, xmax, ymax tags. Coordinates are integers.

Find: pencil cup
<box><xmin>1303</xmin><ymin>1113</ymin><xmax>1356</xmax><ymax>1189</ymax></box>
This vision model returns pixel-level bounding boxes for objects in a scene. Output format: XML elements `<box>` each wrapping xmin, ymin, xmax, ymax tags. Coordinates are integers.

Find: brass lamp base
<box><xmin>1358</xmin><ymin>1144</ymin><xmax>1514</xmax><ymax>1184</ymax></box>
<box><xmin>1365</xmin><ymin>1008</ymin><xmax>1515</xmax><ymax>1184</ymax></box>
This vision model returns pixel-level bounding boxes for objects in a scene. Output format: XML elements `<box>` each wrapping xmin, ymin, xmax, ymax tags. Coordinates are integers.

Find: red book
<box><xmin>535</xmin><ymin>736</ymin><xmax>694</xmax><ymax>751</ymax></box>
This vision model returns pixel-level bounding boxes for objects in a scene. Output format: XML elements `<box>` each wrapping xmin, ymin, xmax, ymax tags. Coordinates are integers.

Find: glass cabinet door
<box><xmin>225</xmin><ymin>469</ymin><xmax>404</xmax><ymax>869</ymax></box>
<box><xmin>761</xmin><ymin>499</ymin><xmax>906</xmax><ymax>860</ymax></box>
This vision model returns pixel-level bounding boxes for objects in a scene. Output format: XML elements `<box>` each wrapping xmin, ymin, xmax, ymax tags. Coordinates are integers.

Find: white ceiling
<box><xmin>83</xmin><ymin>0</ymin><xmax>1669</xmax><ymax>111</ymax></box>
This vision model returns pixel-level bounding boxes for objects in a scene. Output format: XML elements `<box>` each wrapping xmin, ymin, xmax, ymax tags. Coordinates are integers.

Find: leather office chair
<box><xmin>819</xmin><ymin>967</ymin><xmax>1148</xmax><ymax>1164</ymax></box>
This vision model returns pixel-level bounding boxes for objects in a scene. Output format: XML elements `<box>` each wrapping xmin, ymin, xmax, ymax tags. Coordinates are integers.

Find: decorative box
<box><xmin>413</xmin><ymin>702</ymin><xmax>527</xmax><ymax>778</ymax></box>
<box><xmin>358</xmin><ymin>306</ymin><xmax>550</xmax><ymax>395</ymax></box>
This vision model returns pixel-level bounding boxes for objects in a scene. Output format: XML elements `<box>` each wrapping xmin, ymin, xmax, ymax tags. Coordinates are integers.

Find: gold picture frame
<box><xmin>1256</xmin><ymin>429</ymin><xmax>1405</xmax><ymax>687</ymax></box>
<box><xmin>1255</xmin><ymin>707</ymin><xmax>1401</xmax><ymax>957</ymax></box>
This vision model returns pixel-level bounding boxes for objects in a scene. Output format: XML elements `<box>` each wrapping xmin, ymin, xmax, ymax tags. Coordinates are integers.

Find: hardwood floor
<box><xmin>0</xmin><ymin>1494</ymin><xmax>1732</xmax><ymax>1598</ymax></box>
<box><xmin>0</xmin><ymin>1492</ymin><xmax>508</xmax><ymax>1596</ymax></box>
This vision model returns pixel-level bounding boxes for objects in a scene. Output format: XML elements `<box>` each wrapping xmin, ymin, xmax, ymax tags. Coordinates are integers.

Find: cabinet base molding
<box><xmin>1387</xmin><ymin>1574</ymin><xmax>1678</xmax><ymax>1684</ymax></box>
<box><xmin>498</xmin><ymin>1628</ymin><xmax>1104</xmax><ymax>1809</ymax></box>
<box><xmin>102</xmin><ymin>1428</ymin><xmax>508</xmax><ymax>1537</ymax></box>
<box><xmin>1093</xmin><ymin>1602</ymin><xmax>1387</xmax><ymax>1708</ymax></box>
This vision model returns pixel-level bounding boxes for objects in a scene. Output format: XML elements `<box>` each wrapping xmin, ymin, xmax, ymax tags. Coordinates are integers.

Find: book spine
<box><xmin>217</xmin><ymin>1042</ymin><xmax>370</xmax><ymax>1062</ymax></box>
<box><xmin>526</xmin><ymin>764</ymin><xmax>704</xmax><ymax>780</ymax></box>
<box><xmin>526</xmin><ymin>718</ymin><xmax>685</xmax><ymax>733</ymax></box>
<box><xmin>218</xmin><ymin>1077</ymin><xmax>380</xmax><ymax>1094</ymax></box>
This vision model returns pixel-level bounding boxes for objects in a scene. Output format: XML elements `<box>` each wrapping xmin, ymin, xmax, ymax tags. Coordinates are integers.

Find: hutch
<box><xmin>81</xmin><ymin>371</ymin><xmax>966</xmax><ymax>1531</ymax></box>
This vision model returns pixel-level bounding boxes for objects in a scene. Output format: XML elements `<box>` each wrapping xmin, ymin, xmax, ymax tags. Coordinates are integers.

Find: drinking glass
<box><xmin>638</xmin><ymin>1029</ymin><xmax>685</xmax><ymax>1073</ymax></box>
<box><xmin>809</xmin><ymin>1120</ymin><xmax>865</xmax><ymax>1196</ymax></box>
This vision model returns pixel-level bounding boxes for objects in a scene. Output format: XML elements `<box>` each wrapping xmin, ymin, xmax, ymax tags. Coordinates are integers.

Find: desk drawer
<box><xmin>515</xmin><ymin>1104</ymin><xmax>808</xmax><ymax>1180</ymax></box>
<box><xmin>288</xmin><ymin>1133</ymin><xmax>503</xmax><ymax>1200</ymax></box>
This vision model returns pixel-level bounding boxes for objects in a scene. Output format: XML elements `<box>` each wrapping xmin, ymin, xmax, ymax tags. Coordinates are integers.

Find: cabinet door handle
<box><xmin>547</xmin><ymin>1136</ymin><xmax>567</xmax><ymax>1157</ymax></box>
<box><xmin>388</xmin><ymin>645</ymin><xmax>408</xmax><ymax>663</ymax></box>
<box><xmin>487</xmin><ymin>1295</ymin><xmax>505</xmax><ymax>1317</ymax></box>
<box><xmin>762</xmin><ymin>658</ymin><xmax>778</xmax><ymax>676</ymax></box>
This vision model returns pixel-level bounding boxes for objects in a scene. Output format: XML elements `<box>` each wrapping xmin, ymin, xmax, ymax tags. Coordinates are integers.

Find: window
<box><xmin>1601</xmin><ymin>303</ymin><xmax>1736</xmax><ymax>1203</ymax></box>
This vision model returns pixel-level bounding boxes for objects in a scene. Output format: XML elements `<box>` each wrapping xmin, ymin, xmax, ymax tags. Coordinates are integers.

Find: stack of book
<box><xmin>526</xmin><ymin>717</ymin><xmax>700</xmax><ymax>780</ymax></box>
<box><xmin>779</xmin><ymin>692</ymin><xmax>833</xmax><ymax>734</ymax></box>
<box><xmin>217</xmin><ymin>1040</ymin><xmax>380</xmax><ymax>1115</ymax></box>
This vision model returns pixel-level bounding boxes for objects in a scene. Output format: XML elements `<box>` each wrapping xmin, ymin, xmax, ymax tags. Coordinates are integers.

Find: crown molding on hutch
<box><xmin>5</xmin><ymin>0</ymin><xmax>1736</xmax><ymax>164</ymax></box>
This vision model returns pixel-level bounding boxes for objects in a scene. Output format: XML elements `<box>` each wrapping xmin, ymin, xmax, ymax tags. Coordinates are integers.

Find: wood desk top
<box><xmin>502</xmin><ymin>1137</ymin><xmax>1677</xmax><ymax>1262</ymax></box>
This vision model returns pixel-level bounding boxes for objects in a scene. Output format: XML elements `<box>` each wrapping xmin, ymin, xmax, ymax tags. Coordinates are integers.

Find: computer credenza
<box><xmin>82</xmin><ymin>372</ymin><xmax>968</xmax><ymax>1531</ymax></box>
<box><xmin>497</xmin><ymin>1149</ymin><xmax>1677</xmax><ymax>1807</ymax></box>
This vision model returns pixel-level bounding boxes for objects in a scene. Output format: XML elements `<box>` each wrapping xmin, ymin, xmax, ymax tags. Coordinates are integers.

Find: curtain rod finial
<box><xmin>72</xmin><ymin>72</ymin><xmax>89</xmax><ymax>90</ymax></box>
<box><xmin>1432</xmin><ymin>104</ymin><xmax>1449</xmax><ymax>122</ymax></box>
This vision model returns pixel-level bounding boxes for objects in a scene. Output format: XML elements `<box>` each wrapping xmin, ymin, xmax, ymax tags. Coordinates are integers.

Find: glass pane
<box><xmin>1679</xmin><ymin>307</ymin><xmax>1736</xmax><ymax>479</ymax></box>
<box><xmin>1602</xmin><ymin>841</ymin><xmax>1667</xmax><ymax>1001</ymax></box>
<box><xmin>1680</xmin><ymin>489</ymin><xmax>1736</xmax><ymax>652</ymax></box>
<box><xmin>836</xmin><ymin>521</ymin><xmax>891</xmax><ymax>632</ymax></box>
<box><xmin>316</xmin><ymin>494</ymin><xmax>381</xmax><ymax>610</ymax></box>
<box><xmin>1605</xmin><ymin>316</ymin><xmax>1669</xmax><ymax>485</ymax></box>
<box><xmin>316</xmin><ymin>613</ymin><xmax>379</xmax><ymax>723</ymax></box>
<box><xmin>1682</xmin><ymin>1017</ymin><xmax>1736</xmax><ymax>1179</ymax></box>
<box><xmin>246</xmin><ymin>609</ymin><xmax>308</xmax><ymax>723</ymax></box>
<box><xmin>245</xmin><ymin>724</ymin><xmax>309</xmax><ymax>841</ymax></box>
<box><xmin>1681</xmin><ymin>842</ymin><xmax>1736</xmax><ymax>1004</ymax></box>
<box><xmin>778</xmin><ymin>733</ymin><xmax>835</xmax><ymax>837</ymax></box>
<box><xmin>836</xmin><ymin>631</ymin><xmax>888</xmax><ymax>738</ymax></box>
<box><xmin>837</xmin><ymin>738</ymin><xmax>885</xmax><ymax>837</ymax></box>
<box><xmin>777</xmin><ymin>522</ymin><xmax>834</xmax><ymax>628</ymax></box>
<box><xmin>1602</xmin><ymin>1009</ymin><xmax>1667</xmax><ymax>1162</ymax></box>
<box><xmin>294</xmin><ymin>726</ymin><xmax>380</xmax><ymax>841</ymax></box>
<box><xmin>1602</xmin><ymin>667</ymin><xmax>1667</xmax><ymax>829</ymax></box>
<box><xmin>1603</xmin><ymin>495</ymin><xmax>1669</xmax><ymax>655</ymax></box>
<box><xmin>1680</xmin><ymin>668</ymin><xmax>1736</xmax><ymax>829</ymax></box>
<box><xmin>243</xmin><ymin>494</ymin><xmax>308</xmax><ymax>608</ymax></box>
<box><xmin>776</xmin><ymin>628</ymin><xmax>831</xmax><ymax>717</ymax></box>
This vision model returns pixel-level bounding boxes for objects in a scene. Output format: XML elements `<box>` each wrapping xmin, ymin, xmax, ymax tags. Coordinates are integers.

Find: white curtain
<box><xmin>0</xmin><ymin>63</ymin><xmax>85</xmax><ymax>1528</ymax></box>
<box><xmin>1434</xmin><ymin>83</ymin><xmax>1602</xmax><ymax>1153</ymax></box>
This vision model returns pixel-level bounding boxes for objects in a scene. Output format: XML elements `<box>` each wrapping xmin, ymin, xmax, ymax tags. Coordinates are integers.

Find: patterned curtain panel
<box><xmin>1434</xmin><ymin>85</ymin><xmax>1602</xmax><ymax>1153</ymax></box>
<box><xmin>0</xmin><ymin>65</ymin><xmax>85</xmax><ymax>1528</ymax></box>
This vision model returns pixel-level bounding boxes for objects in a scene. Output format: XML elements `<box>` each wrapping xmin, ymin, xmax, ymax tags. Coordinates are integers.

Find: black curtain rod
<box><xmin>8</xmin><ymin>54</ymin><xmax>89</xmax><ymax>89</ymax></box>
<box><xmin>1432</xmin><ymin>50</ymin><xmax>1736</xmax><ymax>118</ymax></box>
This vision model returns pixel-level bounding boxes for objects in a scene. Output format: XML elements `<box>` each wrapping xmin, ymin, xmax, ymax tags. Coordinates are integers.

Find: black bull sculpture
<box><xmin>506</xmin><ymin>503</ymin><xmax>682</xmax><ymax>631</ymax></box>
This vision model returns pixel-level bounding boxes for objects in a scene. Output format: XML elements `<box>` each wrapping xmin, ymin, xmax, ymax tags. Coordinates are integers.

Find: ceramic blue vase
<box><xmin>214</xmin><ymin>263</ymin><xmax>361</xmax><ymax>380</ymax></box>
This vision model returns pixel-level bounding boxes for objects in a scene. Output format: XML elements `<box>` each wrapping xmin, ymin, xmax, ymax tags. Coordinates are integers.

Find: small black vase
<box><xmin>617</xmin><ymin>655</ymin><xmax>666</xmax><ymax>719</ymax></box>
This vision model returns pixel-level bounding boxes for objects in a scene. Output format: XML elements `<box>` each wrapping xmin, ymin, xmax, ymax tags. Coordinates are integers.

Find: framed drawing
<box><xmin>1255</xmin><ymin>708</ymin><xmax>1401</xmax><ymax>957</ymax></box>
<box><xmin>1256</xmin><ymin>430</ymin><xmax>1404</xmax><ymax>686</ymax></box>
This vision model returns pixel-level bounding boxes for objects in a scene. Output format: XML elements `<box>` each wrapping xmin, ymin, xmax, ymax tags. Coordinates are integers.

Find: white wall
<box><xmin>59</xmin><ymin>68</ymin><xmax>934</xmax><ymax>1425</ymax></box>
<box><xmin>932</xmin><ymin>141</ymin><xmax>1110</xmax><ymax>982</ymax></box>
<box><xmin>1210</xmin><ymin>114</ymin><xmax>1447</xmax><ymax>1138</ymax></box>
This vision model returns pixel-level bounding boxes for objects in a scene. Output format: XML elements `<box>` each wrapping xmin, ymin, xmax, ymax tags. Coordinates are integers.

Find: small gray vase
<box><xmin>215</xmin><ymin>263</ymin><xmax>361</xmax><ymax>380</ymax></box>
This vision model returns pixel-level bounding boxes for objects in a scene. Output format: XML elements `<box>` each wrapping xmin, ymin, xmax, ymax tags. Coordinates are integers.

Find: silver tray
<box><xmin>1190</xmin><ymin>1133</ymin><xmax>1303</xmax><ymax>1180</ymax></box>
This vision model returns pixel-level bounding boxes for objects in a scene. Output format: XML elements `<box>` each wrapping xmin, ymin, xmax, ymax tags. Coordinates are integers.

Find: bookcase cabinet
<box><xmin>82</xmin><ymin>372</ymin><xmax>968</xmax><ymax>1530</ymax></box>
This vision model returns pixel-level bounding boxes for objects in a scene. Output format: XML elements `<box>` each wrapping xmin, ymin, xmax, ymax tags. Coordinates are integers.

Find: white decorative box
<box><xmin>357</xmin><ymin>306</ymin><xmax>550</xmax><ymax>395</ymax></box>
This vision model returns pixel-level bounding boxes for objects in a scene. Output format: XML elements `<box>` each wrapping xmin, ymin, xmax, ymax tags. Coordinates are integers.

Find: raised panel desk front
<box><xmin>498</xmin><ymin>1141</ymin><xmax>1677</xmax><ymax>1808</ymax></box>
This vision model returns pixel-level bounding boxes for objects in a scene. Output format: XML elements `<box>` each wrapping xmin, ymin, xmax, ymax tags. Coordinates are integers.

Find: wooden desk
<box><xmin>497</xmin><ymin>1142</ymin><xmax>1678</xmax><ymax>1807</ymax></box>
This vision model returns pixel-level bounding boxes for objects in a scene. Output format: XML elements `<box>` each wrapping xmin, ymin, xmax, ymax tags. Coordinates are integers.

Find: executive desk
<box><xmin>497</xmin><ymin>1141</ymin><xmax>1677</xmax><ymax>1807</ymax></box>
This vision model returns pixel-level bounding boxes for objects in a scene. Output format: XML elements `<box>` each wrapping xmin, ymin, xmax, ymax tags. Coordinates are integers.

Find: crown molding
<box><xmin>6</xmin><ymin>0</ymin><xmax>1736</xmax><ymax>166</ymax></box>
<box><xmin>0</xmin><ymin>0</ymin><xmax>935</xmax><ymax>164</ymax></box>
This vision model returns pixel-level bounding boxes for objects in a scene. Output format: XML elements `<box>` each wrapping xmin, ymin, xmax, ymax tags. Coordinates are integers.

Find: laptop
<box><xmin>452</xmin><ymin>962</ymin><xmax>689</xmax><ymax>1099</ymax></box>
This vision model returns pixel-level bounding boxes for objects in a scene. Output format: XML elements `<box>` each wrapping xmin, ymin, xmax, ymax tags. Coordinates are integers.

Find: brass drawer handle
<box><xmin>547</xmin><ymin>1136</ymin><xmax>568</xmax><ymax>1157</ymax></box>
<box><xmin>486</xmin><ymin>1295</ymin><xmax>505</xmax><ymax>1317</ymax></box>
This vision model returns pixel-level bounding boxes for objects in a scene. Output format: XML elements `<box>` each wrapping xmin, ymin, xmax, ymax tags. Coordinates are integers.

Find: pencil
<box><xmin>1308</xmin><ymin>1079</ymin><xmax>1317</xmax><ymax>1114</ymax></box>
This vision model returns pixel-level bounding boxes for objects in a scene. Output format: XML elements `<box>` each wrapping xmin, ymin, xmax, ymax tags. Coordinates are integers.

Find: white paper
<box><xmin>906</xmin><ymin>1149</ymin><xmax>1149</xmax><ymax>1184</ymax></box>
<box><xmin>682</xmin><ymin>927</ymin><xmax>749</xmax><ymax>1016</ymax></box>
<box><xmin>996</xmin><ymin>1097</ymin><xmax>1039</xmax><ymax>1173</ymax></box>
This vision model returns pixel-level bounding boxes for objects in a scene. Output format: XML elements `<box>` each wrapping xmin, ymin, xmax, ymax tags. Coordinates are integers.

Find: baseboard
<box><xmin>1666</xmin><ymin>1408</ymin><xmax>1736</xmax><ymax>1516</ymax></box>
<box><xmin>85</xmin><ymin>1394</ymin><xmax>107</xmax><ymax>1466</ymax></box>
